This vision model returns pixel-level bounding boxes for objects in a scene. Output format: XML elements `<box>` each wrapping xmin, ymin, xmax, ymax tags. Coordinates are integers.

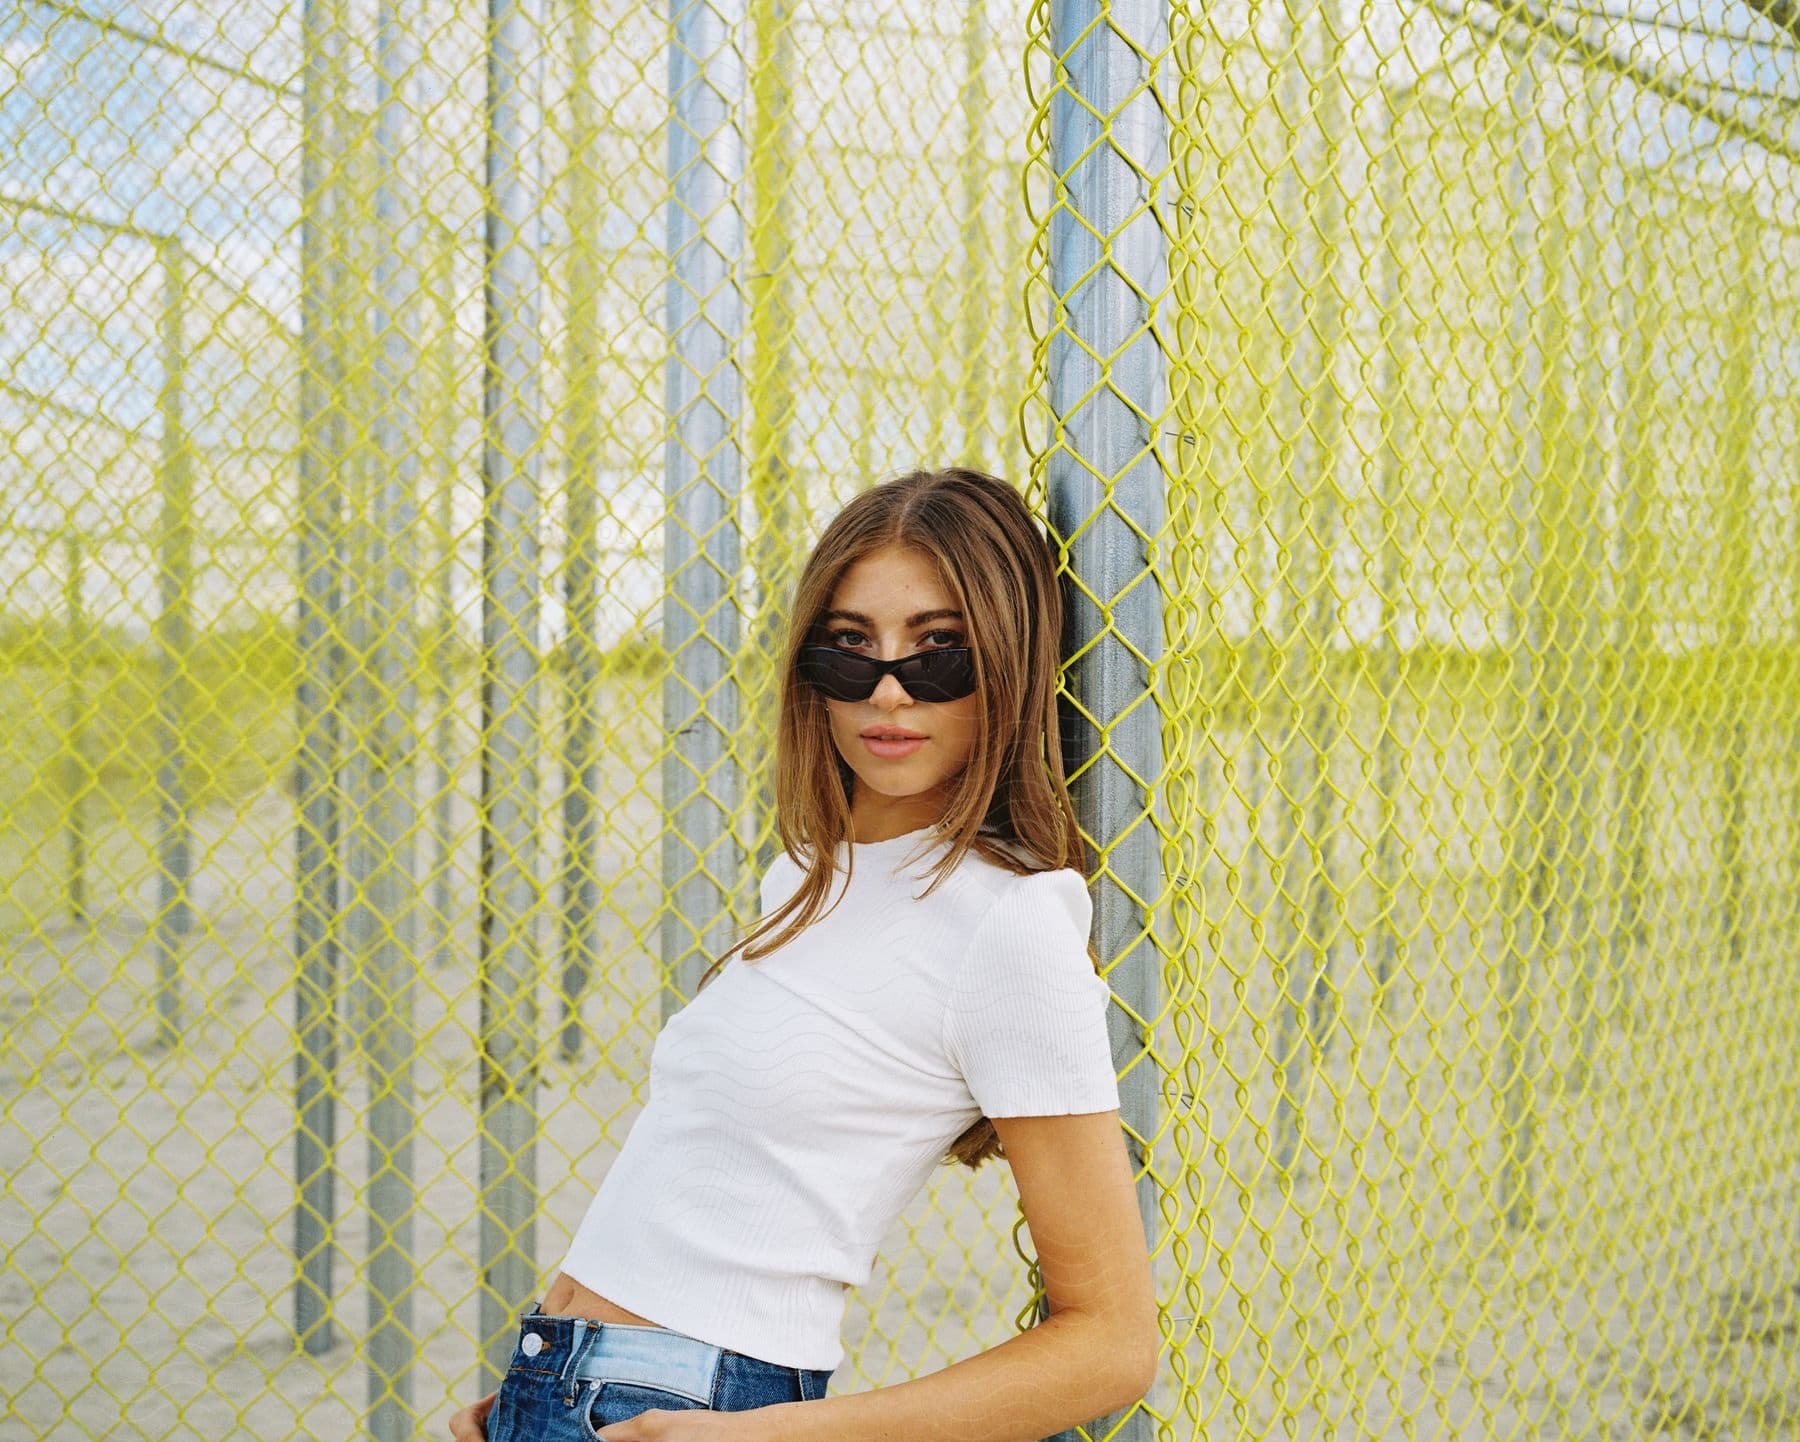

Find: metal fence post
<box><xmin>1526</xmin><ymin>133</ymin><xmax>1576</xmax><ymax>1115</ymax></box>
<box><xmin>1607</xmin><ymin>184</ymin><xmax>1657</xmax><ymax>1039</ymax></box>
<box><xmin>745</xmin><ymin>0</ymin><xmax>795</xmax><ymax>883</ymax></box>
<box><xmin>558</xmin><ymin>0</ymin><xmax>604</xmax><ymax>1061</ymax></box>
<box><xmin>957</xmin><ymin>0</ymin><xmax>990</xmax><ymax>466</ymax></box>
<box><xmin>479</xmin><ymin>0</ymin><xmax>547</xmax><ymax>1388</ymax></box>
<box><xmin>428</xmin><ymin>220</ymin><xmax>460</xmax><ymax>975</ymax></box>
<box><xmin>1041</xmin><ymin>4</ymin><xmax>1167</xmax><ymax>1442</ymax></box>
<box><xmin>1717</xmin><ymin>193</ymin><xmax>1760</xmax><ymax>989</ymax></box>
<box><xmin>1563</xmin><ymin>97</ymin><xmax>1608</xmax><ymax>1095</ymax></box>
<box><xmin>1497</xmin><ymin>42</ymin><xmax>1550</xmax><ymax>1234</ymax></box>
<box><xmin>294</xmin><ymin>0</ymin><xmax>349</xmax><ymax>1358</ymax></box>
<box><xmin>152</xmin><ymin>236</ymin><xmax>193</xmax><ymax>1054</ymax></box>
<box><xmin>1368</xmin><ymin>83</ymin><xmax>1420</xmax><ymax>1015</ymax></box>
<box><xmin>662</xmin><ymin>0</ymin><xmax>746</xmax><ymax>1010</ymax></box>
<box><xmin>1267</xmin><ymin>0</ymin><xmax>1353</xmax><ymax>1177</ymax></box>
<box><xmin>62</xmin><ymin>530</ymin><xmax>88</xmax><ymax>927</ymax></box>
<box><xmin>361</xmin><ymin>2</ymin><xmax>424</xmax><ymax>1431</ymax></box>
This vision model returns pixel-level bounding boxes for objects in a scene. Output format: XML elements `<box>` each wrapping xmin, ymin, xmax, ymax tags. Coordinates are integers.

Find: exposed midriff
<box><xmin>537</xmin><ymin>1271</ymin><xmax>668</xmax><ymax>1330</ymax></box>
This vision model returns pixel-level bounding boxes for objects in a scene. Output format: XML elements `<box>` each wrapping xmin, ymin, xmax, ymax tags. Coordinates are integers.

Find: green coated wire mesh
<box><xmin>2</xmin><ymin>0</ymin><xmax>1797</xmax><ymax>1439</ymax></box>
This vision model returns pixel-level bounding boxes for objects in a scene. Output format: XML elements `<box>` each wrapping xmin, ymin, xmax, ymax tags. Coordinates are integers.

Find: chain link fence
<box><xmin>3</xmin><ymin>0</ymin><xmax>1797</xmax><ymax>1439</ymax></box>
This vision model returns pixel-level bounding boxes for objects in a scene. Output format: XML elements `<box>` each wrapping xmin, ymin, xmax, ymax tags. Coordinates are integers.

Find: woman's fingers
<box><xmin>448</xmin><ymin>1388</ymin><xmax>500</xmax><ymax>1441</ymax></box>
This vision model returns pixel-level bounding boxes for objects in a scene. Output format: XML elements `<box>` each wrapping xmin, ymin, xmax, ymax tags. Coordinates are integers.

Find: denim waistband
<box><xmin>515</xmin><ymin>1311</ymin><xmax>784</xmax><ymax>1408</ymax></box>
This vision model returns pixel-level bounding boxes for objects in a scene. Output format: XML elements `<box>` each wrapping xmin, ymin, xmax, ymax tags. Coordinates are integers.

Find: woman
<box><xmin>452</xmin><ymin>467</ymin><xmax>1158</xmax><ymax>1442</ymax></box>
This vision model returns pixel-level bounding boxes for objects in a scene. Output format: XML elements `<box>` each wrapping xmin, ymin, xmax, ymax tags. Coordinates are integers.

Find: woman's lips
<box><xmin>862</xmin><ymin>735</ymin><xmax>926</xmax><ymax>759</ymax></box>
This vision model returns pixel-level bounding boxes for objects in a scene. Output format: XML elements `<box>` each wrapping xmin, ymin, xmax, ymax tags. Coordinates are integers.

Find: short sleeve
<box><xmin>758</xmin><ymin>850</ymin><xmax>798</xmax><ymax>912</ymax></box>
<box><xmin>942</xmin><ymin>869</ymin><xmax>1121</xmax><ymax>1118</ymax></box>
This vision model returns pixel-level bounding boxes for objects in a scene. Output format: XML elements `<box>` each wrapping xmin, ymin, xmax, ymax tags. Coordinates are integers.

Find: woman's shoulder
<box><xmin>963</xmin><ymin>833</ymin><xmax>1090</xmax><ymax>924</ymax></box>
<box><xmin>969</xmin><ymin>825</ymin><xmax>1083</xmax><ymax>874</ymax></box>
<box><xmin>995</xmin><ymin>859</ymin><xmax>1091</xmax><ymax>933</ymax></box>
<box><xmin>759</xmin><ymin>826</ymin><xmax>1084</xmax><ymax>901</ymax></box>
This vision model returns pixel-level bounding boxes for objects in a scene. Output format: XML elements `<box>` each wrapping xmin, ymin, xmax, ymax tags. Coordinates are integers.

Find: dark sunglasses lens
<box><xmin>796</xmin><ymin>648</ymin><xmax>866</xmax><ymax>701</ymax></box>
<box><xmin>797</xmin><ymin>646</ymin><xmax>975</xmax><ymax>702</ymax></box>
<box><xmin>894</xmin><ymin>649</ymin><xmax>975</xmax><ymax>701</ymax></box>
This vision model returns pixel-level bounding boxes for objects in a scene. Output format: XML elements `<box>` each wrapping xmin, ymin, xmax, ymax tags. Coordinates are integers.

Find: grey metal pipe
<box><xmin>293</xmin><ymin>0</ymin><xmax>348</xmax><ymax>1358</ymax></box>
<box><xmin>428</xmin><ymin>222</ymin><xmax>459</xmax><ymax>975</ymax></box>
<box><xmin>1563</xmin><ymin>112</ymin><xmax>1607</xmax><ymax>1094</ymax></box>
<box><xmin>1267</xmin><ymin>0</ymin><xmax>1353</xmax><ymax>1176</ymax></box>
<box><xmin>1367</xmin><ymin>84</ymin><xmax>1419</xmax><ymax>1016</ymax></box>
<box><xmin>956</xmin><ymin>0</ymin><xmax>989</xmax><ymax>465</ymax></box>
<box><xmin>63</xmin><ymin>530</ymin><xmax>88</xmax><ymax>927</ymax></box>
<box><xmin>558</xmin><ymin>0</ymin><xmax>604</xmax><ymax>1062</ymax></box>
<box><xmin>478</xmin><ymin>0</ymin><xmax>546</xmax><ymax>1388</ymax></box>
<box><xmin>661</xmin><ymin>0</ymin><xmax>745</xmax><ymax>1014</ymax></box>
<box><xmin>1606</xmin><ymin>187</ymin><xmax>1656</xmax><ymax>1042</ymax></box>
<box><xmin>1497</xmin><ymin>42</ymin><xmax>1548</xmax><ymax>1234</ymax></box>
<box><xmin>745</xmin><ymin>0</ymin><xmax>796</xmax><ymax>886</ymax></box>
<box><xmin>1716</xmin><ymin>193</ymin><xmax>1759</xmax><ymax>990</ymax></box>
<box><xmin>361</xmin><ymin>2</ymin><xmax>423</xmax><ymax>1433</ymax></box>
<box><xmin>152</xmin><ymin>236</ymin><xmax>193</xmax><ymax>1055</ymax></box>
<box><xmin>1523</xmin><ymin>135</ymin><xmax>1578</xmax><ymax>1104</ymax></box>
<box><xmin>338</xmin><ymin>94</ymin><xmax>387</xmax><ymax>1399</ymax></box>
<box><xmin>1041</xmin><ymin>4</ymin><xmax>1167</xmax><ymax>1442</ymax></box>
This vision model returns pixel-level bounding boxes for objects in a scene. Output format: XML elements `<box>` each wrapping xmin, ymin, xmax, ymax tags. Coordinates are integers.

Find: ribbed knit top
<box><xmin>557</xmin><ymin>824</ymin><xmax>1121</xmax><ymax>1371</ymax></box>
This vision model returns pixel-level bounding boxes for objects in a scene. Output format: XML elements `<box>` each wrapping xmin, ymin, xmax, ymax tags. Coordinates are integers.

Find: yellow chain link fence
<box><xmin>3</xmin><ymin>0</ymin><xmax>1797</xmax><ymax>1439</ymax></box>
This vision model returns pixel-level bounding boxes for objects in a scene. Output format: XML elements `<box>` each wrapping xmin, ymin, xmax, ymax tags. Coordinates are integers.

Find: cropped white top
<box><xmin>557</xmin><ymin>824</ymin><xmax>1121</xmax><ymax>1370</ymax></box>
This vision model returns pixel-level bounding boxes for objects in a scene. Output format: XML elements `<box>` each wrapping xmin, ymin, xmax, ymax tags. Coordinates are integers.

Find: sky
<box><xmin>1</xmin><ymin>0</ymin><xmax>1794</xmax><ymax>645</ymax></box>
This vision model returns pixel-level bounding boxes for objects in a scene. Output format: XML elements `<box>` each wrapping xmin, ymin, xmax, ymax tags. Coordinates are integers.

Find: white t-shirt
<box><xmin>557</xmin><ymin>824</ymin><xmax>1121</xmax><ymax>1371</ymax></box>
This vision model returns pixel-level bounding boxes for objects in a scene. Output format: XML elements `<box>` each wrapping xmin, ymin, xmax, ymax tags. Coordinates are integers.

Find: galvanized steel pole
<box><xmin>1368</xmin><ymin>83</ymin><xmax>1419</xmax><ymax>1015</ymax></box>
<box><xmin>1268</xmin><ymin>0</ymin><xmax>1353</xmax><ymax>1176</ymax></box>
<box><xmin>1564</xmin><ymin>100</ymin><xmax>1608</xmax><ymax>1095</ymax></box>
<box><xmin>1521</xmin><ymin>131</ymin><xmax>1576</xmax><ymax>1135</ymax></box>
<box><xmin>1717</xmin><ymin>193</ymin><xmax>1760</xmax><ymax>990</ymax></box>
<box><xmin>294</xmin><ymin>0</ymin><xmax>348</xmax><ymax>1357</ymax></box>
<box><xmin>1041</xmin><ymin>4</ymin><xmax>1167</xmax><ymax>1442</ymax></box>
<box><xmin>478</xmin><ymin>0</ymin><xmax>547</xmax><ymax>1388</ymax></box>
<box><xmin>662</xmin><ymin>0</ymin><xmax>745</xmax><ymax>1009</ymax></box>
<box><xmin>956</xmin><ymin>0</ymin><xmax>990</xmax><ymax>466</ymax></box>
<box><xmin>558</xmin><ymin>0</ymin><xmax>604</xmax><ymax>1061</ymax></box>
<box><xmin>361</xmin><ymin>2</ymin><xmax>423</xmax><ymax>1431</ymax></box>
<box><xmin>152</xmin><ymin>236</ymin><xmax>193</xmax><ymax>1054</ymax></box>
<box><xmin>1498</xmin><ymin>42</ymin><xmax>1547</xmax><ymax>1234</ymax></box>
<box><xmin>1607</xmin><ymin>188</ymin><xmax>1657</xmax><ymax>1040</ymax></box>
<box><xmin>62</xmin><ymin>530</ymin><xmax>87</xmax><ymax>927</ymax></box>
<box><xmin>746</xmin><ymin>0</ymin><xmax>795</xmax><ymax>883</ymax></box>
<box><xmin>428</xmin><ymin>221</ymin><xmax>459</xmax><ymax>976</ymax></box>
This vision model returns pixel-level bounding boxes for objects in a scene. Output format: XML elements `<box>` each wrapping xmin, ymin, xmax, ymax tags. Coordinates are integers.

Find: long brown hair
<box><xmin>698</xmin><ymin>467</ymin><xmax>1104</xmax><ymax>1171</ymax></box>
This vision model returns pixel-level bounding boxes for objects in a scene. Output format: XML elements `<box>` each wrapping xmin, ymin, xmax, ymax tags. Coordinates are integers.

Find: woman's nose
<box><xmin>871</xmin><ymin>671</ymin><xmax>916</xmax><ymax>704</ymax></box>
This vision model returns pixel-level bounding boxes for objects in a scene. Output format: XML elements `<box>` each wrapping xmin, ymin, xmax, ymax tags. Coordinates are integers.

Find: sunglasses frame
<box><xmin>795</xmin><ymin>643</ymin><xmax>978</xmax><ymax>703</ymax></box>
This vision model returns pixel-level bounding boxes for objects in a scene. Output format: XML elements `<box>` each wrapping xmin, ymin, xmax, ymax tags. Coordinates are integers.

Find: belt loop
<box><xmin>560</xmin><ymin>1318</ymin><xmax>592</xmax><ymax>1407</ymax></box>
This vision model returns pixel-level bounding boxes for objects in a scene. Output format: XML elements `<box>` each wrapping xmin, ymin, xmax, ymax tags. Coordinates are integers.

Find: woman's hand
<box><xmin>590</xmin><ymin>1408</ymin><xmax>756</xmax><ymax>1442</ymax></box>
<box><xmin>447</xmin><ymin>1392</ymin><xmax>759</xmax><ymax>1442</ymax></box>
<box><xmin>448</xmin><ymin>1387</ymin><xmax>498</xmax><ymax>1441</ymax></box>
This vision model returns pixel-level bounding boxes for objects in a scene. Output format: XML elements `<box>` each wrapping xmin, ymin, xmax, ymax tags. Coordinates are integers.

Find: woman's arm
<box><xmin>736</xmin><ymin>1307</ymin><xmax>1151</xmax><ymax>1442</ymax></box>
<box><xmin>740</xmin><ymin>1109</ymin><xmax>1159</xmax><ymax>1442</ymax></box>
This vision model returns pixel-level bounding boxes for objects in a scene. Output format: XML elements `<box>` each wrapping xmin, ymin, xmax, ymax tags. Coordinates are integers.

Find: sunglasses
<box><xmin>796</xmin><ymin>644</ymin><xmax>978</xmax><ymax>703</ymax></box>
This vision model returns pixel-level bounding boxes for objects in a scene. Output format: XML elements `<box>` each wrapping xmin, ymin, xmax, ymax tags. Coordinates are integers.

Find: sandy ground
<box><xmin>4</xmin><ymin>695</ymin><xmax>1797</xmax><ymax>1441</ymax></box>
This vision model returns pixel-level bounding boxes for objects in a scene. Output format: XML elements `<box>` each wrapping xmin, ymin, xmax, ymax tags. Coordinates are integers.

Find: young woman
<box><xmin>452</xmin><ymin>467</ymin><xmax>1158</xmax><ymax>1442</ymax></box>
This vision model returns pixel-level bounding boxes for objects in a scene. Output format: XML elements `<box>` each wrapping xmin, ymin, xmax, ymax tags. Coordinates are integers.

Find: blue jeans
<box><xmin>487</xmin><ymin>1312</ymin><xmax>836</xmax><ymax>1442</ymax></box>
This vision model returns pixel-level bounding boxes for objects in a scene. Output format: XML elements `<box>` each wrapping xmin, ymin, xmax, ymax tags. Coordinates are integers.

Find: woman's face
<box><xmin>816</xmin><ymin>544</ymin><xmax>982</xmax><ymax>840</ymax></box>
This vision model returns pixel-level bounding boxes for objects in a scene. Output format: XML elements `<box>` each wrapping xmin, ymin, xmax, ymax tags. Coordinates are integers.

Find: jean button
<box><xmin>522</xmin><ymin>1332</ymin><xmax>545</xmax><ymax>1357</ymax></box>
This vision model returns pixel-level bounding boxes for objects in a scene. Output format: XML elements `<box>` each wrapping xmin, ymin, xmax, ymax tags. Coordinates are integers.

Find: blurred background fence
<box><xmin>2</xmin><ymin>0</ymin><xmax>1798</xmax><ymax>1439</ymax></box>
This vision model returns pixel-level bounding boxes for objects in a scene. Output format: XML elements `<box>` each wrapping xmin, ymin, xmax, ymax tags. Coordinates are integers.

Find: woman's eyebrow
<box><xmin>821</xmin><ymin>608</ymin><xmax>964</xmax><ymax>627</ymax></box>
